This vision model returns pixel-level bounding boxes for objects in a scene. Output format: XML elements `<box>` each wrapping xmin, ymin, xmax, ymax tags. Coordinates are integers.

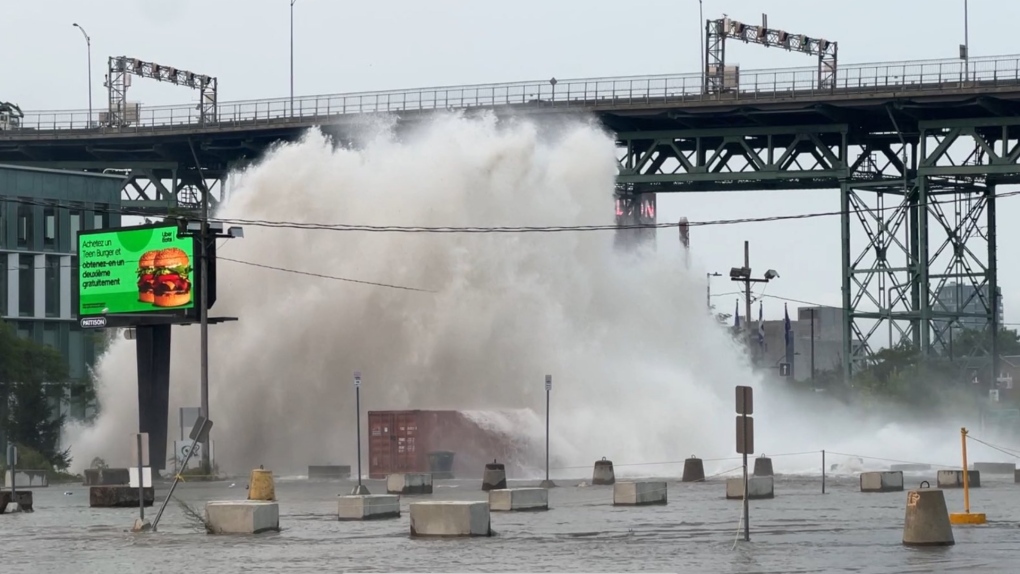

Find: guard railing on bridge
<box><xmin>9</xmin><ymin>54</ymin><xmax>1020</xmax><ymax>134</ymax></box>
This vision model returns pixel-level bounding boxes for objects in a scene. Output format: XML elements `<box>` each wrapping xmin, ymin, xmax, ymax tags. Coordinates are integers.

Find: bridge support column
<box><xmin>135</xmin><ymin>324</ymin><xmax>171</xmax><ymax>473</ymax></box>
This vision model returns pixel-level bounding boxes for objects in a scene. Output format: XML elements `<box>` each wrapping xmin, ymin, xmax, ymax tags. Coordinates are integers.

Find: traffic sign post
<box><xmin>543</xmin><ymin>375</ymin><xmax>554</xmax><ymax>488</ymax></box>
<box><xmin>7</xmin><ymin>445</ymin><xmax>17</xmax><ymax>504</ymax></box>
<box><xmin>151</xmin><ymin>417</ymin><xmax>212</xmax><ymax>532</ymax></box>
<box><xmin>779</xmin><ymin>362</ymin><xmax>791</xmax><ymax>377</ymax></box>
<box><xmin>351</xmin><ymin>371</ymin><xmax>369</xmax><ymax>495</ymax></box>
<box><xmin>735</xmin><ymin>385</ymin><xmax>754</xmax><ymax>542</ymax></box>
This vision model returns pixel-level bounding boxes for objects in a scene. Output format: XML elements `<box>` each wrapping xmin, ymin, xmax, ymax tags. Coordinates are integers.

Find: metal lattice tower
<box><xmin>105</xmin><ymin>56</ymin><xmax>218</xmax><ymax>127</ymax></box>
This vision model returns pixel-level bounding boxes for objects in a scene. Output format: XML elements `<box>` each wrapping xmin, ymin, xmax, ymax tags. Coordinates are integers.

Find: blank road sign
<box><xmin>736</xmin><ymin>385</ymin><xmax>753</xmax><ymax>415</ymax></box>
<box><xmin>736</xmin><ymin>416</ymin><xmax>755</xmax><ymax>455</ymax></box>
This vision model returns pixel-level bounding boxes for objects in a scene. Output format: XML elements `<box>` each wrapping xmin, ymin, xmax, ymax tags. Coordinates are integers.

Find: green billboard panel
<box><xmin>78</xmin><ymin>224</ymin><xmax>195</xmax><ymax>317</ymax></box>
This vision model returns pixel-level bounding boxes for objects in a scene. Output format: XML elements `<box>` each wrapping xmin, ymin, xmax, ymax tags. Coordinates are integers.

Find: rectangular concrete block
<box><xmin>0</xmin><ymin>491</ymin><xmax>34</xmax><ymax>513</ymax></box>
<box><xmin>937</xmin><ymin>469</ymin><xmax>981</xmax><ymax>488</ymax></box>
<box><xmin>726</xmin><ymin>476</ymin><xmax>775</xmax><ymax>500</ymax></box>
<box><xmin>488</xmin><ymin>488</ymin><xmax>549</xmax><ymax>511</ymax></box>
<box><xmin>409</xmin><ymin>501</ymin><xmax>491</xmax><ymax>537</ymax></box>
<box><xmin>338</xmin><ymin>494</ymin><xmax>401</xmax><ymax>520</ymax></box>
<box><xmin>972</xmin><ymin>462</ymin><xmax>1015</xmax><ymax>475</ymax></box>
<box><xmin>3</xmin><ymin>470</ymin><xmax>48</xmax><ymax>488</ymax></box>
<box><xmin>89</xmin><ymin>485</ymin><xmax>154</xmax><ymax>508</ymax></box>
<box><xmin>613</xmin><ymin>481</ymin><xmax>667</xmax><ymax>506</ymax></box>
<box><xmin>308</xmin><ymin>465</ymin><xmax>351</xmax><ymax>480</ymax></box>
<box><xmin>205</xmin><ymin>501</ymin><xmax>280</xmax><ymax>534</ymax></box>
<box><xmin>860</xmin><ymin>471</ymin><xmax>904</xmax><ymax>492</ymax></box>
<box><xmin>386</xmin><ymin>473</ymin><xmax>433</xmax><ymax>495</ymax></box>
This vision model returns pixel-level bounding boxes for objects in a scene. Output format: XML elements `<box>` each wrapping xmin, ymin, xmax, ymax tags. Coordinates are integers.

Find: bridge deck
<box><xmin>3</xmin><ymin>53</ymin><xmax>1020</xmax><ymax>142</ymax></box>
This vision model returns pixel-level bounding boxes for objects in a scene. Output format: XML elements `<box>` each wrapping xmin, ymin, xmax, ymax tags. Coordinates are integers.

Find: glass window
<box><xmin>45</xmin><ymin>255</ymin><xmax>59</xmax><ymax>317</ymax></box>
<box><xmin>93</xmin><ymin>205</ymin><xmax>108</xmax><ymax>230</ymax></box>
<box><xmin>18</xmin><ymin>254</ymin><xmax>33</xmax><ymax>317</ymax></box>
<box><xmin>42</xmin><ymin>322</ymin><xmax>59</xmax><ymax>349</ymax></box>
<box><xmin>17</xmin><ymin>203</ymin><xmax>32</xmax><ymax>248</ymax></box>
<box><xmin>43</xmin><ymin>206</ymin><xmax>56</xmax><ymax>248</ymax></box>
<box><xmin>70</xmin><ymin>210</ymin><xmax>81</xmax><ymax>252</ymax></box>
<box><xmin>0</xmin><ymin>200</ymin><xmax>5</xmax><ymax>248</ymax></box>
<box><xmin>70</xmin><ymin>255</ymin><xmax>79</xmax><ymax>317</ymax></box>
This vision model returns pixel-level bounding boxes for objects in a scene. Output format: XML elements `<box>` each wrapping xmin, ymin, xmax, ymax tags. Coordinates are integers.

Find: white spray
<box><xmin>63</xmin><ymin>112</ymin><xmax>984</xmax><ymax>478</ymax></box>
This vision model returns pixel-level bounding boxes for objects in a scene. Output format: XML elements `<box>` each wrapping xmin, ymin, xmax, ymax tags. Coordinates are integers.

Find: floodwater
<box><xmin>2</xmin><ymin>473</ymin><xmax>1018</xmax><ymax>573</ymax></box>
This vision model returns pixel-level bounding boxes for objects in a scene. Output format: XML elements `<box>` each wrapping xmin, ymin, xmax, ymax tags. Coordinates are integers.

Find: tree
<box><xmin>0</xmin><ymin>321</ymin><xmax>71</xmax><ymax>469</ymax></box>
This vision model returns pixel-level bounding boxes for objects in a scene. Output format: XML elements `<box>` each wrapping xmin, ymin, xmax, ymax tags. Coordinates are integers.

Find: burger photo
<box><xmin>152</xmin><ymin>247</ymin><xmax>193</xmax><ymax>307</ymax></box>
<box><xmin>136</xmin><ymin>250</ymin><xmax>159</xmax><ymax>303</ymax></box>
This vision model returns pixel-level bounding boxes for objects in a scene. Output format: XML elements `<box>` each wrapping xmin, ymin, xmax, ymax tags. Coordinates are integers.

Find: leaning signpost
<box><xmin>736</xmin><ymin>385</ymin><xmax>754</xmax><ymax>542</ymax></box>
<box><xmin>151</xmin><ymin>416</ymin><xmax>212</xmax><ymax>532</ymax></box>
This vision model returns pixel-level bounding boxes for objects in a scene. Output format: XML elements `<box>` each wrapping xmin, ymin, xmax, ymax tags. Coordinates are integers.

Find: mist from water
<box><xmin>64</xmin><ymin>112</ymin><xmax>985</xmax><ymax>478</ymax></box>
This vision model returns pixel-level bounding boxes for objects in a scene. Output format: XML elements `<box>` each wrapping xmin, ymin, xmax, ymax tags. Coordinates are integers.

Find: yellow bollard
<box><xmin>247</xmin><ymin>468</ymin><xmax>276</xmax><ymax>501</ymax></box>
<box><xmin>949</xmin><ymin>427</ymin><xmax>986</xmax><ymax>525</ymax></box>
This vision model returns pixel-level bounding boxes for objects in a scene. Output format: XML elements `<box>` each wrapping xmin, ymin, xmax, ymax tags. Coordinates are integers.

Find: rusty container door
<box><xmin>368</xmin><ymin>411</ymin><xmax>395</xmax><ymax>479</ymax></box>
<box><xmin>392</xmin><ymin>411</ymin><xmax>424</xmax><ymax>473</ymax></box>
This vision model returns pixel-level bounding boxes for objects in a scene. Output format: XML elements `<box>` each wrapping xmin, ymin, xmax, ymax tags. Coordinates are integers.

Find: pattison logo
<box><xmin>80</xmin><ymin>317</ymin><xmax>107</xmax><ymax>328</ymax></box>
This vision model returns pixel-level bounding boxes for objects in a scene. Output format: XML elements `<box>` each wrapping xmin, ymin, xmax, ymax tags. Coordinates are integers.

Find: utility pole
<box><xmin>199</xmin><ymin>183</ymin><xmax>210</xmax><ymax>473</ymax></box>
<box><xmin>729</xmin><ymin>241</ymin><xmax>779</xmax><ymax>362</ymax></box>
<box><xmin>810</xmin><ymin>307</ymin><xmax>816</xmax><ymax>380</ymax></box>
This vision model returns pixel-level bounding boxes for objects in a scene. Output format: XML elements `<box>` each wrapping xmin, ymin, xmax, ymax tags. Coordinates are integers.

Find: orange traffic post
<box><xmin>949</xmin><ymin>427</ymin><xmax>986</xmax><ymax>525</ymax></box>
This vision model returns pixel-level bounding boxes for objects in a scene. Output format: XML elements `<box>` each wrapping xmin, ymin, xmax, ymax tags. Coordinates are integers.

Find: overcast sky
<box><xmin>5</xmin><ymin>0</ymin><xmax>1020</xmax><ymax>345</ymax></box>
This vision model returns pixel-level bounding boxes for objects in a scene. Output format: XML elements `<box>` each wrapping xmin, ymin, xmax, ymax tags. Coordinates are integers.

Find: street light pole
<box><xmin>72</xmin><ymin>23</ymin><xmax>92</xmax><ymax>126</ymax></box>
<box><xmin>706</xmin><ymin>272</ymin><xmax>721</xmax><ymax>310</ymax></box>
<box><xmin>964</xmin><ymin>0</ymin><xmax>970</xmax><ymax>81</ymax></box>
<box><xmin>290</xmin><ymin>0</ymin><xmax>297</xmax><ymax>116</ymax></box>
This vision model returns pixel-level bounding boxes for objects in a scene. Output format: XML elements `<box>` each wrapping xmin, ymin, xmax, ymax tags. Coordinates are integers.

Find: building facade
<box><xmin>0</xmin><ymin>164</ymin><xmax>123</xmax><ymax>420</ymax></box>
<box><xmin>933</xmin><ymin>282</ymin><xmax>1004</xmax><ymax>334</ymax></box>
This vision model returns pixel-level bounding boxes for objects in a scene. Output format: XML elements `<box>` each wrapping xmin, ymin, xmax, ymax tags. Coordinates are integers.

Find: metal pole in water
<box><xmin>742</xmin><ymin>449</ymin><xmax>749</xmax><ymax>542</ymax></box>
<box><xmin>545</xmin><ymin>375</ymin><xmax>551</xmax><ymax>485</ymax></box>
<box><xmin>961</xmin><ymin>427</ymin><xmax>970</xmax><ymax>514</ymax></box>
<box><xmin>355</xmin><ymin>371</ymin><xmax>363</xmax><ymax>490</ymax></box>
<box><xmin>822</xmin><ymin>450</ymin><xmax>826</xmax><ymax>493</ymax></box>
<box><xmin>137</xmin><ymin>433</ymin><xmax>145</xmax><ymax>521</ymax></box>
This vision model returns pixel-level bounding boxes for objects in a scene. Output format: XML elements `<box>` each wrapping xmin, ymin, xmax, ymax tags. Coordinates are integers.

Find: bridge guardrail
<box><xmin>9</xmin><ymin>54</ymin><xmax>1020</xmax><ymax>134</ymax></box>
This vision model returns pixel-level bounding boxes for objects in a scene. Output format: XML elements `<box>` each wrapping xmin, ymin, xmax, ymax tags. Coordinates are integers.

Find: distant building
<box><xmin>756</xmin><ymin>305</ymin><xmax>863</xmax><ymax>383</ymax></box>
<box><xmin>933</xmin><ymin>282</ymin><xmax>1004</xmax><ymax>335</ymax></box>
<box><xmin>0</xmin><ymin>164</ymin><xmax>123</xmax><ymax>422</ymax></box>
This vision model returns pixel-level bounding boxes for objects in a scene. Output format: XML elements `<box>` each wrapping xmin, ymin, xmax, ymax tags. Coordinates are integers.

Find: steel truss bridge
<box><xmin>3</xmin><ymin>53</ymin><xmax>1020</xmax><ymax>380</ymax></box>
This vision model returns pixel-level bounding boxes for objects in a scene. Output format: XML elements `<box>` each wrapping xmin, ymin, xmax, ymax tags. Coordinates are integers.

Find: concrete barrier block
<box><xmin>409</xmin><ymin>501</ymin><xmax>491</xmax><ymax>537</ymax></box>
<box><xmin>860</xmin><ymin>471</ymin><xmax>904</xmax><ymax>493</ymax></box>
<box><xmin>386</xmin><ymin>473</ymin><xmax>433</xmax><ymax>495</ymax></box>
<box><xmin>308</xmin><ymin>465</ymin><xmax>351</xmax><ymax>480</ymax></box>
<box><xmin>489</xmin><ymin>488</ymin><xmax>549</xmax><ymax>511</ymax></box>
<box><xmin>681</xmin><ymin>457</ymin><xmax>705</xmax><ymax>482</ymax></box>
<box><xmin>338</xmin><ymin>494</ymin><xmax>401</xmax><ymax>520</ymax></box>
<box><xmin>89</xmin><ymin>486</ymin><xmax>154</xmax><ymax>508</ymax></box>
<box><xmin>753</xmin><ymin>457</ymin><xmax>774</xmax><ymax>477</ymax></box>
<box><xmin>205</xmin><ymin>501</ymin><xmax>280</xmax><ymax>534</ymax></box>
<box><xmin>726</xmin><ymin>476</ymin><xmax>775</xmax><ymax>500</ymax></box>
<box><xmin>902</xmin><ymin>489</ymin><xmax>954</xmax><ymax>546</ymax></box>
<box><xmin>0</xmin><ymin>491</ymin><xmax>34</xmax><ymax>513</ymax></box>
<box><xmin>3</xmin><ymin>470</ymin><xmax>49</xmax><ymax>488</ymax></box>
<box><xmin>613</xmin><ymin>481</ymin><xmax>667</xmax><ymax>506</ymax></box>
<box><xmin>592</xmin><ymin>458</ymin><xmax>615</xmax><ymax>485</ymax></box>
<box><xmin>482</xmin><ymin>463</ymin><xmax>506</xmax><ymax>491</ymax></box>
<box><xmin>972</xmin><ymin>462</ymin><xmax>1015</xmax><ymax>475</ymax></box>
<box><xmin>937</xmin><ymin>470</ymin><xmax>981</xmax><ymax>488</ymax></box>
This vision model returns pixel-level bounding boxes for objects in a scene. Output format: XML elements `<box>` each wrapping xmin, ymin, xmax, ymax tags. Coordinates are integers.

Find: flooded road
<box><xmin>2</xmin><ymin>473</ymin><xmax>1018</xmax><ymax>573</ymax></box>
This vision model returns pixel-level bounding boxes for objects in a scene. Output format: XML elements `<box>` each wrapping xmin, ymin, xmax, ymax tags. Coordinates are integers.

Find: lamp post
<box><xmin>290</xmin><ymin>0</ymin><xmax>297</xmax><ymax>116</ymax></box>
<box><xmin>729</xmin><ymin>241</ymin><xmax>779</xmax><ymax>362</ymax></box>
<box><xmin>181</xmin><ymin>220</ymin><xmax>244</xmax><ymax>473</ymax></box>
<box><xmin>72</xmin><ymin>23</ymin><xmax>92</xmax><ymax>127</ymax></box>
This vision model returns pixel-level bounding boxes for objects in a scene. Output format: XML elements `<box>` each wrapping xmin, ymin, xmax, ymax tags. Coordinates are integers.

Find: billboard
<box><xmin>78</xmin><ymin>224</ymin><xmax>196</xmax><ymax>322</ymax></box>
<box><xmin>613</xmin><ymin>193</ymin><xmax>657</xmax><ymax>251</ymax></box>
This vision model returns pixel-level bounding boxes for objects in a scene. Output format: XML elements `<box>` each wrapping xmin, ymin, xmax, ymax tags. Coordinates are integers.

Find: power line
<box><xmin>3</xmin><ymin>188</ymin><xmax>1018</xmax><ymax>234</ymax></box>
<box><xmin>217</xmin><ymin>257</ymin><xmax>434</xmax><ymax>293</ymax></box>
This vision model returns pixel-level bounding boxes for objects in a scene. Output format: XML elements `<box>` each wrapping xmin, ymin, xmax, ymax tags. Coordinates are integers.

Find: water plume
<box><xmin>63</xmin><ymin>111</ymin><xmax>982</xmax><ymax>477</ymax></box>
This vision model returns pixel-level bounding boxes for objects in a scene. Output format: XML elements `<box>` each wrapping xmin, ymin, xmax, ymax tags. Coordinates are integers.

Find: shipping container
<box><xmin>368</xmin><ymin>410</ymin><xmax>541</xmax><ymax>479</ymax></box>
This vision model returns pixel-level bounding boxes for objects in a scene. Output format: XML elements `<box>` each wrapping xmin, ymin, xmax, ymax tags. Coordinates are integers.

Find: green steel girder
<box><xmin>612</xmin><ymin>118</ymin><xmax>1019</xmax><ymax>382</ymax></box>
<box><xmin>615</xmin><ymin>124</ymin><xmax>848</xmax><ymax>192</ymax></box>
